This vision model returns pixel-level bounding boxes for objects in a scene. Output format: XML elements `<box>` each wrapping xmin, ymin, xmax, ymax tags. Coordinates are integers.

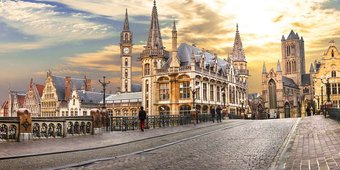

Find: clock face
<box><xmin>123</xmin><ymin>47</ymin><xmax>130</xmax><ymax>54</ymax></box>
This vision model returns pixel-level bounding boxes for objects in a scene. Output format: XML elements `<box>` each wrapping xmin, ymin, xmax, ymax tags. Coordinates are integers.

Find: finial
<box><xmin>236</xmin><ymin>23</ymin><xmax>239</xmax><ymax>32</ymax></box>
<box><xmin>172</xmin><ymin>19</ymin><xmax>176</xmax><ymax>31</ymax></box>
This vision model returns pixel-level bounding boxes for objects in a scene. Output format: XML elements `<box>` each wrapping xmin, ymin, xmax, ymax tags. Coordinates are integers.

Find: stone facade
<box><xmin>140</xmin><ymin>1</ymin><xmax>248</xmax><ymax>116</ymax></box>
<box><xmin>41</xmin><ymin>71</ymin><xmax>92</xmax><ymax>117</ymax></box>
<box><xmin>262</xmin><ymin>30</ymin><xmax>314</xmax><ymax>118</ymax></box>
<box><xmin>313</xmin><ymin>40</ymin><xmax>340</xmax><ymax>109</ymax></box>
<box><xmin>23</xmin><ymin>78</ymin><xmax>44</xmax><ymax>117</ymax></box>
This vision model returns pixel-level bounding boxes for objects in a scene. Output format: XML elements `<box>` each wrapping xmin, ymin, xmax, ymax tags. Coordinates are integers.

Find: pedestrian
<box><xmin>210</xmin><ymin>106</ymin><xmax>216</xmax><ymax>123</ymax></box>
<box><xmin>216</xmin><ymin>105</ymin><xmax>222</xmax><ymax>123</ymax></box>
<box><xmin>139</xmin><ymin>106</ymin><xmax>146</xmax><ymax>132</ymax></box>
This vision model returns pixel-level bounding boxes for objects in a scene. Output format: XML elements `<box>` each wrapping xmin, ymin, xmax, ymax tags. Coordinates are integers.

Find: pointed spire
<box><xmin>172</xmin><ymin>20</ymin><xmax>176</xmax><ymax>31</ymax></box>
<box><xmin>262</xmin><ymin>62</ymin><xmax>267</xmax><ymax>73</ymax></box>
<box><xmin>281</xmin><ymin>35</ymin><xmax>285</xmax><ymax>41</ymax></box>
<box><xmin>123</xmin><ymin>8</ymin><xmax>130</xmax><ymax>31</ymax></box>
<box><xmin>277</xmin><ymin>60</ymin><xmax>282</xmax><ymax>72</ymax></box>
<box><xmin>309</xmin><ymin>63</ymin><xmax>315</xmax><ymax>73</ymax></box>
<box><xmin>301</xmin><ymin>36</ymin><xmax>304</xmax><ymax>42</ymax></box>
<box><xmin>172</xmin><ymin>20</ymin><xmax>177</xmax><ymax>52</ymax></box>
<box><xmin>231</xmin><ymin>23</ymin><xmax>246</xmax><ymax>61</ymax></box>
<box><xmin>147</xmin><ymin>0</ymin><xmax>163</xmax><ymax>50</ymax></box>
<box><xmin>30</xmin><ymin>78</ymin><xmax>33</xmax><ymax>88</ymax></box>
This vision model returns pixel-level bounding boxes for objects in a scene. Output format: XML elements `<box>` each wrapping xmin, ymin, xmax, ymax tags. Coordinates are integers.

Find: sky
<box><xmin>0</xmin><ymin>0</ymin><xmax>339</xmax><ymax>104</ymax></box>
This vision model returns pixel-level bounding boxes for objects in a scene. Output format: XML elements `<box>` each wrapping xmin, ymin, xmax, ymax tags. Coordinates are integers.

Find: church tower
<box><xmin>120</xmin><ymin>9</ymin><xmax>133</xmax><ymax>93</ymax></box>
<box><xmin>140</xmin><ymin>0</ymin><xmax>169</xmax><ymax>115</ymax></box>
<box><xmin>281</xmin><ymin>30</ymin><xmax>305</xmax><ymax>86</ymax></box>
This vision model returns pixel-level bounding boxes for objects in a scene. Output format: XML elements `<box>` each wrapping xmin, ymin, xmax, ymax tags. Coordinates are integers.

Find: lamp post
<box><xmin>190</xmin><ymin>84</ymin><xmax>200</xmax><ymax>124</ymax></box>
<box><xmin>240</xmin><ymin>98</ymin><xmax>244</xmax><ymax>119</ymax></box>
<box><xmin>99</xmin><ymin>76</ymin><xmax>111</xmax><ymax>109</ymax></box>
<box><xmin>320</xmin><ymin>76</ymin><xmax>331</xmax><ymax>117</ymax></box>
<box><xmin>221</xmin><ymin>86</ymin><xmax>226</xmax><ymax>118</ymax></box>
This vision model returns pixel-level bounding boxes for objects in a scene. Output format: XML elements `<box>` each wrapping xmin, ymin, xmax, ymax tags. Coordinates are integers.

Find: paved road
<box><xmin>67</xmin><ymin>119</ymin><xmax>297</xmax><ymax>170</ymax></box>
<box><xmin>279</xmin><ymin>116</ymin><xmax>340</xmax><ymax>170</ymax></box>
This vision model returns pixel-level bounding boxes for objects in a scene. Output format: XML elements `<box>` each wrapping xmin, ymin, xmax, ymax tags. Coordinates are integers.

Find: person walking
<box><xmin>139</xmin><ymin>106</ymin><xmax>147</xmax><ymax>132</ymax></box>
<box><xmin>210</xmin><ymin>106</ymin><xmax>216</xmax><ymax>123</ymax></box>
<box><xmin>216</xmin><ymin>105</ymin><xmax>222</xmax><ymax>123</ymax></box>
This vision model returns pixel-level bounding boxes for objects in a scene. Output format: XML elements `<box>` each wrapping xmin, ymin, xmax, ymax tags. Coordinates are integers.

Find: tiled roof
<box><xmin>282</xmin><ymin>76</ymin><xmax>299</xmax><ymax>89</ymax></box>
<box><xmin>52</xmin><ymin>76</ymin><xmax>86</xmax><ymax>101</ymax></box>
<box><xmin>105</xmin><ymin>92</ymin><xmax>142</xmax><ymax>104</ymax></box>
<box><xmin>131</xmin><ymin>84</ymin><xmax>142</xmax><ymax>92</ymax></box>
<box><xmin>301</xmin><ymin>74</ymin><xmax>311</xmax><ymax>86</ymax></box>
<box><xmin>287</xmin><ymin>30</ymin><xmax>299</xmax><ymax>40</ymax></box>
<box><xmin>76</xmin><ymin>90</ymin><xmax>109</xmax><ymax>104</ymax></box>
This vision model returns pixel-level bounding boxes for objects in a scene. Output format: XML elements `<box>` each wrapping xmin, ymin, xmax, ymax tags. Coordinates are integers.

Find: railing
<box><xmin>328</xmin><ymin>108</ymin><xmax>340</xmax><ymax>122</ymax></box>
<box><xmin>0</xmin><ymin>117</ymin><xmax>19</xmax><ymax>142</ymax></box>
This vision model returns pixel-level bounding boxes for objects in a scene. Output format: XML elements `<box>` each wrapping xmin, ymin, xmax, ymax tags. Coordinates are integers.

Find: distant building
<box><xmin>23</xmin><ymin>78</ymin><xmax>44</xmax><ymax>117</ymax></box>
<box><xmin>60</xmin><ymin>89</ymin><xmax>108</xmax><ymax>116</ymax></box>
<box><xmin>0</xmin><ymin>101</ymin><xmax>8</xmax><ymax>117</ymax></box>
<box><xmin>6</xmin><ymin>90</ymin><xmax>26</xmax><ymax>117</ymax></box>
<box><xmin>248</xmin><ymin>93</ymin><xmax>264</xmax><ymax>119</ymax></box>
<box><xmin>105</xmin><ymin>92</ymin><xmax>142</xmax><ymax>116</ymax></box>
<box><xmin>262</xmin><ymin>30</ymin><xmax>314</xmax><ymax>118</ymax></box>
<box><xmin>40</xmin><ymin>71</ymin><xmax>92</xmax><ymax>117</ymax></box>
<box><xmin>313</xmin><ymin>40</ymin><xmax>340</xmax><ymax>109</ymax></box>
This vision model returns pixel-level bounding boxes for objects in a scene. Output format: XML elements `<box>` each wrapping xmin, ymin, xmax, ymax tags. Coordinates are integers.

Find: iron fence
<box><xmin>328</xmin><ymin>108</ymin><xmax>340</xmax><ymax>122</ymax></box>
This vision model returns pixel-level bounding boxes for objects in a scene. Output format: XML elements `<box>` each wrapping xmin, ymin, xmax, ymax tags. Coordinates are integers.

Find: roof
<box><xmin>131</xmin><ymin>84</ymin><xmax>142</xmax><ymax>92</ymax></box>
<box><xmin>76</xmin><ymin>90</ymin><xmax>109</xmax><ymax>104</ymax></box>
<box><xmin>282</xmin><ymin>76</ymin><xmax>299</xmax><ymax>89</ymax></box>
<box><xmin>52</xmin><ymin>76</ymin><xmax>86</xmax><ymax>101</ymax></box>
<box><xmin>301</xmin><ymin>74</ymin><xmax>311</xmax><ymax>86</ymax></box>
<box><xmin>173</xmin><ymin>43</ymin><xmax>231</xmax><ymax>74</ymax></box>
<box><xmin>105</xmin><ymin>92</ymin><xmax>142</xmax><ymax>104</ymax></box>
<box><xmin>287</xmin><ymin>30</ymin><xmax>299</xmax><ymax>40</ymax></box>
<box><xmin>33</xmin><ymin>84</ymin><xmax>44</xmax><ymax>102</ymax></box>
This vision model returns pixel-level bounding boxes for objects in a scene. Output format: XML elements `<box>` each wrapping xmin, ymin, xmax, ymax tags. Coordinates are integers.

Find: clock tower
<box><xmin>120</xmin><ymin>9</ymin><xmax>133</xmax><ymax>93</ymax></box>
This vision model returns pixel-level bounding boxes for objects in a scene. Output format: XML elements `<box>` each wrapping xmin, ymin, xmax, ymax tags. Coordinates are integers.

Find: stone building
<box><xmin>0</xmin><ymin>101</ymin><xmax>8</xmax><ymax>117</ymax></box>
<box><xmin>313</xmin><ymin>40</ymin><xmax>340</xmax><ymax>109</ymax></box>
<box><xmin>23</xmin><ymin>78</ymin><xmax>44</xmax><ymax>117</ymax></box>
<box><xmin>262</xmin><ymin>30</ymin><xmax>314</xmax><ymax>118</ymax></box>
<box><xmin>140</xmin><ymin>1</ymin><xmax>248</xmax><ymax>116</ymax></box>
<box><xmin>60</xmin><ymin>89</ymin><xmax>108</xmax><ymax>116</ymax></box>
<box><xmin>6</xmin><ymin>90</ymin><xmax>26</xmax><ymax>117</ymax></box>
<box><xmin>40</xmin><ymin>71</ymin><xmax>92</xmax><ymax>117</ymax></box>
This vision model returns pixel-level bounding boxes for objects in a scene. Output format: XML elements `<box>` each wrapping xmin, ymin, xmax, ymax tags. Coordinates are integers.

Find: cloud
<box><xmin>0</xmin><ymin>0</ymin><xmax>112</xmax><ymax>52</ymax></box>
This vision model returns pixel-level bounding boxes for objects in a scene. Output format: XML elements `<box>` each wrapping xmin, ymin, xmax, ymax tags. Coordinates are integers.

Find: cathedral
<box><xmin>262</xmin><ymin>30</ymin><xmax>314</xmax><ymax>118</ymax></box>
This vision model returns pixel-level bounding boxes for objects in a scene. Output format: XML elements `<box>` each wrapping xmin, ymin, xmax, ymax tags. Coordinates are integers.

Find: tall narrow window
<box><xmin>144</xmin><ymin>64</ymin><xmax>150</xmax><ymax>76</ymax></box>
<box><xmin>203</xmin><ymin>83</ymin><xmax>207</xmax><ymax>101</ymax></box>
<box><xmin>125</xmin><ymin>69</ymin><xmax>128</xmax><ymax>78</ymax></box>
<box><xmin>159</xmin><ymin>83</ymin><xmax>169</xmax><ymax>100</ymax></box>
<box><xmin>179</xmin><ymin>82</ymin><xmax>190</xmax><ymax>99</ymax></box>
<box><xmin>216</xmin><ymin>86</ymin><xmax>220</xmax><ymax>102</ymax></box>
<box><xmin>332</xmin><ymin>83</ymin><xmax>337</xmax><ymax>94</ymax></box>
<box><xmin>145</xmin><ymin>80</ymin><xmax>149</xmax><ymax>93</ymax></box>
<box><xmin>332</xmin><ymin>71</ymin><xmax>336</xmax><ymax>78</ymax></box>
<box><xmin>210</xmin><ymin>84</ymin><xmax>214</xmax><ymax>101</ymax></box>
<box><xmin>195</xmin><ymin>81</ymin><xmax>200</xmax><ymax>100</ymax></box>
<box><xmin>331</xmin><ymin>50</ymin><xmax>334</xmax><ymax>58</ymax></box>
<box><xmin>268</xmin><ymin>79</ymin><xmax>277</xmax><ymax>109</ymax></box>
<box><xmin>125</xmin><ymin>58</ymin><xmax>128</xmax><ymax>66</ymax></box>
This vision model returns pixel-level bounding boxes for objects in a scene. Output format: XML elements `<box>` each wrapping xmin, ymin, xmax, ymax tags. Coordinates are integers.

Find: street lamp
<box><xmin>240</xmin><ymin>98</ymin><xmax>245</xmax><ymax>119</ymax></box>
<box><xmin>190</xmin><ymin>84</ymin><xmax>200</xmax><ymax>124</ymax></box>
<box><xmin>221</xmin><ymin>86</ymin><xmax>226</xmax><ymax>116</ymax></box>
<box><xmin>320</xmin><ymin>76</ymin><xmax>331</xmax><ymax>117</ymax></box>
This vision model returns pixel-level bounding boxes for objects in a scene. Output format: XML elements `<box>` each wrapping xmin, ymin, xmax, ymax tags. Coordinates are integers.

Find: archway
<box><xmin>284</xmin><ymin>102</ymin><xmax>291</xmax><ymax>118</ymax></box>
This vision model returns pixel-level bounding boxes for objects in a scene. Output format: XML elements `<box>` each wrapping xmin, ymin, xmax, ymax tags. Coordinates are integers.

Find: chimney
<box><xmin>65</xmin><ymin>76</ymin><xmax>71</xmax><ymax>101</ymax></box>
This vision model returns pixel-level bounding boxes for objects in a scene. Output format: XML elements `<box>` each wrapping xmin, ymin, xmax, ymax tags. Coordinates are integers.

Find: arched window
<box><xmin>125</xmin><ymin>33</ymin><xmax>128</xmax><ymax>41</ymax></box>
<box><xmin>331</xmin><ymin>50</ymin><xmax>334</xmax><ymax>58</ymax></box>
<box><xmin>145</xmin><ymin>80</ymin><xmax>149</xmax><ymax>93</ymax></box>
<box><xmin>268</xmin><ymin>79</ymin><xmax>277</xmax><ymax>109</ymax></box>
<box><xmin>180</xmin><ymin>105</ymin><xmax>191</xmax><ymax>116</ymax></box>
<box><xmin>73</xmin><ymin>99</ymin><xmax>75</xmax><ymax>105</ymax></box>
<box><xmin>332</xmin><ymin>71</ymin><xmax>336</xmax><ymax>78</ymax></box>
<box><xmin>125</xmin><ymin>69</ymin><xmax>128</xmax><ymax>78</ymax></box>
<box><xmin>125</xmin><ymin>58</ymin><xmax>128</xmax><ymax>66</ymax></box>
<box><xmin>159</xmin><ymin>106</ymin><xmax>170</xmax><ymax>115</ymax></box>
<box><xmin>144</xmin><ymin>63</ymin><xmax>150</xmax><ymax>76</ymax></box>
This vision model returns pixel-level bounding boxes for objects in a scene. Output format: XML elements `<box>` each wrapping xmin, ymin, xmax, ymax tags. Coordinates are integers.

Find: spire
<box><xmin>172</xmin><ymin>20</ymin><xmax>177</xmax><ymax>52</ymax></box>
<box><xmin>262</xmin><ymin>62</ymin><xmax>267</xmax><ymax>73</ymax></box>
<box><xmin>309</xmin><ymin>63</ymin><xmax>315</xmax><ymax>73</ymax></box>
<box><xmin>123</xmin><ymin>8</ymin><xmax>130</xmax><ymax>31</ymax></box>
<box><xmin>147</xmin><ymin>0</ymin><xmax>163</xmax><ymax>50</ymax></box>
<box><xmin>281</xmin><ymin>35</ymin><xmax>285</xmax><ymax>41</ymax></box>
<box><xmin>277</xmin><ymin>60</ymin><xmax>282</xmax><ymax>72</ymax></box>
<box><xmin>231</xmin><ymin>23</ymin><xmax>246</xmax><ymax>61</ymax></box>
<box><xmin>30</xmin><ymin>78</ymin><xmax>33</xmax><ymax>88</ymax></box>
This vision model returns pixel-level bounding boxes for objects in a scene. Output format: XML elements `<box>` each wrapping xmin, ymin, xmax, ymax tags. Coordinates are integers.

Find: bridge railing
<box><xmin>328</xmin><ymin>108</ymin><xmax>340</xmax><ymax>122</ymax></box>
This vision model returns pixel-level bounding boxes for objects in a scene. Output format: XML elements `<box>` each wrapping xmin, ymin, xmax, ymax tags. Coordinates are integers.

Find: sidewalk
<box><xmin>283</xmin><ymin>116</ymin><xmax>340</xmax><ymax>170</ymax></box>
<box><xmin>0</xmin><ymin>120</ymin><xmax>231</xmax><ymax>159</ymax></box>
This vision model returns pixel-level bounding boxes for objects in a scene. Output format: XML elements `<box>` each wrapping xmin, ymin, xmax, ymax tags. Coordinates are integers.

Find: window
<box><xmin>144</xmin><ymin>63</ymin><xmax>150</xmax><ymax>76</ymax></box>
<box><xmin>331</xmin><ymin>50</ymin><xmax>334</xmax><ymax>57</ymax></box>
<box><xmin>268</xmin><ymin>79</ymin><xmax>277</xmax><ymax>109</ymax></box>
<box><xmin>203</xmin><ymin>83</ymin><xmax>207</xmax><ymax>101</ymax></box>
<box><xmin>179</xmin><ymin>105</ymin><xmax>191</xmax><ymax>116</ymax></box>
<box><xmin>338</xmin><ymin>83</ymin><xmax>340</xmax><ymax>94</ymax></box>
<box><xmin>145</xmin><ymin>80</ymin><xmax>149</xmax><ymax>93</ymax></box>
<box><xmin>331</xmin><ymin>71</ymin><xmax>336</xmax><ymax>78</ymax></box>
<box><xmin>195</xmin><ymin>81</ymin><xmax>200</xmax><ymax>100</ymax></box>
<box><xmin>125</xmin><ymin>69</ymin><xmax>128</xmax><ymax>78</ymax></box>
<box><xmin>125</xmin><ymin>58</ymin><xmax>128</xmax><ymax>66</ymax></box>
<box><xmin>303</xmin><ymin>87</ymin><xmax>309</xmax><ymax>94</ymax></box>
<box><xmin>159</xmin><ymin>83</ymin><xmax>169</xmax><ymax>100</ymax></box>
<box><xmin>179</xmin><ymin>82</ymin><xmax>190</xmax><ymax>99</ymax></box>
<box><xmin>217</xmin><ymin>86</ymin><xmax>220</xmax><ymax>102</ymax></box>
<box><xmin>332</xmin><ymin>84</ymin><xmax>337</xmax><ymax>94</ymax></box>
<box><xmin>73</xmin><ymin>99</ymin><xmax>75</xmax><ymax>105</ymax></box>
<box><xmin>210</xmin><ymin>84</ymin><xmax>214</xmax><ymax>101</ymax></box>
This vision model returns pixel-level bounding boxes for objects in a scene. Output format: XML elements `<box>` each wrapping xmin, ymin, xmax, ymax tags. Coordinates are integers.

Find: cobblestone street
<box><xmin>69</xmin><ymin>119</ymin><xmax>297</xmax><ymax>170</ymax></box>
<box><xmin>280</xmin><ymin>116</ymin><xmax>340</xmax><ymax>170</ymax></box>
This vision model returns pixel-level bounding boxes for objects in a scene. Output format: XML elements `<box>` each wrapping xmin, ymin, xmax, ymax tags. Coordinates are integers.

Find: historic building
<box><xmin>0</xmin><ymin>101</ymin><xmax>8</xmax><ymax>117</ymax></box>
<box><xmin>40</xmin><ymin>71</ymin><xmax>92</xmax><ymax>117</ymax></box>
<box><xmin>5</xmin><ymin>90</ymin><xmax>26</xmax><ymax>117</ymax></box>
<box><xmin>140</xmin><ymin>1</ymin><xmax>248</xmax><ymax>116</ymax></box>
<box><xmin>23</xmin><ymin>78</ymin><xmax>44</xmax><ymax>117</ymax></box>
<box><xmin>313</xmin><ymin>40</ymin><xmax>340</xmax><ymax>109</ymax></box>
<box><xmin>262</xmin><ymin>30</ymin><xmax>314</xmax><ymax>118</ymax></box>
<box><xmin>60</xmin><ymin>89</ymin><xmax>108</xmax><ymax>116</ymax></box>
